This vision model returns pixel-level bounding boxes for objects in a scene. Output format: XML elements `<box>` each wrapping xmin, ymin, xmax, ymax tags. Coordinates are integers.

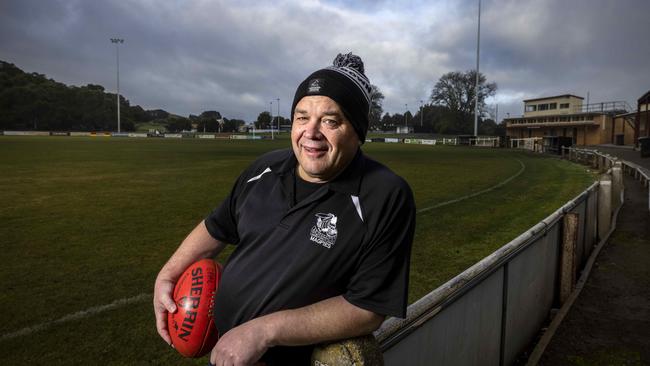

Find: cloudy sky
<box><xmin>2</xmin><ymin>0</ymin><xmax>649</xmax><ymax>123</ymax></box>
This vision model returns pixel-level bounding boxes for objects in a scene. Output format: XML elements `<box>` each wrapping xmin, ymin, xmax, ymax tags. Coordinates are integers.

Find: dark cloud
<box><xmin>1</xmin><ymin>0</ymin><xmax>649</xmax><ymax>123</ymax></box>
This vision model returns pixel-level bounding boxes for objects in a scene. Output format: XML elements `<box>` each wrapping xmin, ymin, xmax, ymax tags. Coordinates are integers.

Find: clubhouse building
<box><xmin>504</xmin><ymin>92</ymin><xmax>650</xmax><ymax>147</ymax></box>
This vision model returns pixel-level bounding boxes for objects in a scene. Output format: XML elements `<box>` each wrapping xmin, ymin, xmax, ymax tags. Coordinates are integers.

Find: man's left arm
<box><xmin>209</xmin><ymin>295</ymin><xmax>384</xmax><ymax>366</ymax></box>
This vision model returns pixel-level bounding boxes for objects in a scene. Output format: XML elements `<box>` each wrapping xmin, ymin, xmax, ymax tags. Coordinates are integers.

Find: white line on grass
<box><xmin>2</xmin><ymin>160</ymin><xmax>526</xmax><ymax>341</ymax></box>
<box><xmin>417</xmin><ymin>158</ymin><xmax>526</xmax><ymax>214</ymax></box>
<box><xmin>0</xmin><ymin>293</ymin><xmax>152</xmax><ymax>341</ymax></box>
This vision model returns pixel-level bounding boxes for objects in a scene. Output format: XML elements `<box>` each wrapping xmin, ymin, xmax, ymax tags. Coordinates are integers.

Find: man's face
<box><xmin>291</xmin><ymin>95</ymin><xmax>360</xmax><ymax>183</ymax></box>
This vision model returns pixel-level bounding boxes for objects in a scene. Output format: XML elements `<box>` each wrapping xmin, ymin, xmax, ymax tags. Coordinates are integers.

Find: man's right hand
<box><xmin>153</xmin><ymin>277</ymin><xmax>178</xmax><ymax>345</ymax></box>
<box><xmin>152</xmin><ymin>220</ymin><xmax>226</xmax><ymax>346</ymax></box>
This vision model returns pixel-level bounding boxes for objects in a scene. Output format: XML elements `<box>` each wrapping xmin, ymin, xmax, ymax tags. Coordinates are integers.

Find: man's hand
<box><xmin>153</xmin><ymin>277</ymin><xmax>177</xmax><ymax>345</ymax></box>
<box><xmin>208</xmin><ymin>296</ymin><xmax>384</xmax><ymax>366</ymax></box>
<box><xmin>209</xmin><ymin>318</ymin><xmax>270</xmax><ymax>366</ymax></box>
<box><xmin>152</xmin><ymin>220</ymin><xmax>226</xmax><ymax>346</ymax></box>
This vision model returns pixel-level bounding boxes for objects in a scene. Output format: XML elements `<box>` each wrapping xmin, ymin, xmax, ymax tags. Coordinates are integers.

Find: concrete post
<box><xmin>592</xmin><ymin>153</ymin><xmax>598</xmax><ymax>170</ymax></box>
<box><xmin>611</xmin><ymin>162</ymin><xmax>623</xmax><ymax>209</ymax></box>
<box><xmin>560</xmin><ymin>213</ymin><xmax>579</xmax><ymax>304</ymax></box>
<box><xmin>598</xmin><ymin>174</ymin><xmax>612</xmax><ymax>240</ymax></box>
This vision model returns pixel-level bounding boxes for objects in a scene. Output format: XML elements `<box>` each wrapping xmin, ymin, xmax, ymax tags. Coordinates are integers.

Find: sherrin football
<box><xmin>168</xmin><ymin>258</ymin><xmax>222</xmax><ymax>358</ymax></box>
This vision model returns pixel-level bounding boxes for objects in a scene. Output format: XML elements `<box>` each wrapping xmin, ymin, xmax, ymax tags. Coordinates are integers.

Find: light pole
<box><xmin>276</xmin><ymin>97</ymin><xmax>280</xmax><ymax>134</ymax></box>
<box><xmin>473</xmin><ymin>0</ymin><xmax>481</xmax><ymax>137</ymax></box>
<box><xmin>404</xmin><ymin>104</ymin><xmax>408</xmax><ymax>129</ymax></box>
<box><xmin>110</xmin><ymin>38</ymin><xmax>124</xmax><ymax>133</ymax></box>
<box><xmin>420</xmin><ymin>100</ymin><xmax>424</xmax><ymax>127</ymax></box>
<box><xmin>270</xmin><ymin>100</ymin><xmax>274</xmax><ymax>139</ymax></box>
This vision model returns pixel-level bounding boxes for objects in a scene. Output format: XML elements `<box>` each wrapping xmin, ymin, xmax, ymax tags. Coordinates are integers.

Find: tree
<box><xmin>255</xmin><ymin>111</ymin><xmax>272</xmax><ymax>129</ymax></box>
<box><xmin>223</xmin><ymin>118</ymin><xmax>245</xmax><ymax>132</ymax></box>
<box><xmin>430</xmin><ymin>70</ymin><xmax>497</xmax><ymax>133</ymax></box>
<box><xmin>194</xmin><ymin>110</ymin><xmax>222</xmax><ymax>132</ymax></box>
<box><xmin>369</xmin><ymin>84</ymin><xmax>384</xmax><ymax>130</ymax></box>
<box><xmin>166</xmin><ymin>116</ymin><xmax>192</xmax><ymax>132</ymax></box>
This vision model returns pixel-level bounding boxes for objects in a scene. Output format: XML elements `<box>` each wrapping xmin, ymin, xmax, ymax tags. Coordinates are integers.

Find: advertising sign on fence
<box><xmin>3</xmin><ymin>131</ymin><xmax>50</xmax><ymax>136</ymax></box>
<box><xmin>198</xmin><ymin>134</ymin><xmax>216</xmax><ymax>139</ymax></box>
<box><xmin>164</xmin><ymin>134</ymin><xmax>183</xmax><ymax>138</ymax></box>
<box><xmin>385</xmin><ymin>138</ymin><xmax>401</xmax><ymax>143</ymax></box>
<box><xmin>128</xmin><ymin>133</ymin><xmax>148</xmax><ymax>138</ymax></box>
<box><xmin>421</xmin><ymin>139</ymin><xmax>436</xmax><ymax>145</ymax></box>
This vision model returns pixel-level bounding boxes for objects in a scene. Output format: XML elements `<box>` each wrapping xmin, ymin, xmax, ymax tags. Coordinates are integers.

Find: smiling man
<box><xmin>154</xmin><ymin>53</ymin><xmax>416</xmax><ymax>366</ymax></box>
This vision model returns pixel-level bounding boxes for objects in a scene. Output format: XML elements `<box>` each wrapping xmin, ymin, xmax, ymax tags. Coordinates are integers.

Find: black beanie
<box><xmin>291</xmin><ymin>53</ymin><xmax>372</xmax><ymax>143</ymax></box>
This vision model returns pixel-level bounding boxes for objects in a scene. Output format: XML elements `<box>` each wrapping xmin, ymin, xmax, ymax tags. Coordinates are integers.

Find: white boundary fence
<box><xmin>470</xmin><ymin>137</ymin><xmax>500</xmax><ymax>147</ymax></box>
<box><xmin>562</xmin><ymin>147</ymin><xmax>650</xmax><ymax>213</ymax></box>
<box><xmin>510</xmin><ymin>137</ymin><xmax>543</xmax><ymax>152</ymax></box>
<box><xmin>373</xmin><ymin>149</ymin><xmax>626</xmax><ymax>365</ymax></box>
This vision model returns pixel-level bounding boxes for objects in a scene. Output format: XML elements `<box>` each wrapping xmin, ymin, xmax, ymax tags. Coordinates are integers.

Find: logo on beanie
<box><xmin>308</xmin><ymin>78</ymin><xmax>324</xmax><ymax>94</ymax></box>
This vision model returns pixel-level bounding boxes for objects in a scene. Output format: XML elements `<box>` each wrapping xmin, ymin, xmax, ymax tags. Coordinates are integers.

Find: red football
<box><xmin>168</xmin><ymin>259</ymin><xmax>222</xmax><ymax>358</ymax></box>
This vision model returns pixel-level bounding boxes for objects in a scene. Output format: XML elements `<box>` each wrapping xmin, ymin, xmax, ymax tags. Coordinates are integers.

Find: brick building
<box><xmin>504</xmin><ymin>94</ymin><xmax>648</xmax><ymax>146</ymax></box>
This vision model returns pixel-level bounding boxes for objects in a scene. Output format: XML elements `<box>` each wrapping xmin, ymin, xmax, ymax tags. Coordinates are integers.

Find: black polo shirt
<box><xmin>204</xmin><ymin>148</ymin><xmax>415</xmax><ymax>362</ymax></box>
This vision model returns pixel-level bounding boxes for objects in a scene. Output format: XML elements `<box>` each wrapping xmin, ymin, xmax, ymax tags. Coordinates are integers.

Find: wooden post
<box><xmin>560</xmin><ymin>213</ymin><xmax>579</xmax><ymax>304</ymax></box>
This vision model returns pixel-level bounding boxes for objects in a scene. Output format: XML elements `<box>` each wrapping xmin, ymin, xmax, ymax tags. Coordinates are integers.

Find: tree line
<box><xmin>369</xmin><ymin>70</ymin><xmax>502</xmax><ymax>135</ymax></box>
<box><xmin>0</xmin><ymin>61</ymin><xmax>246</xmax><ymax>133</ymax></box>
<box><xmin>1</xmin><ymin>60</ymin><xmax>503</xmax><ymax>135</ymax></box>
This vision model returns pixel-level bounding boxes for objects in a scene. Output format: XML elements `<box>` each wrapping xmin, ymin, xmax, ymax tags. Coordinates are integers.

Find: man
<box><xmin>154</xmin><ymin>53</ymin><xmax>415</xmax><ymax>366</ymax></box>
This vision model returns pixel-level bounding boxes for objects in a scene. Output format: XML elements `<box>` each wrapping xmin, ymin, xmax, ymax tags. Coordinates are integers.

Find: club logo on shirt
<box><xmin>310</xmin><ymin>213</ymin><xmax>338</xmax><ymax>248</ymax></box>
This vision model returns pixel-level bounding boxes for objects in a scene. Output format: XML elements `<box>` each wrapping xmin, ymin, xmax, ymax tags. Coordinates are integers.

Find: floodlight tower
<box><xmin>276</xmin><ymin>97</ymin><xmax>280</xmax><ymax>134</ymax></box>
<box><xmin>473</xmin><ymin>0</ymin><xmax>481</xmax><ymax>136</ymax></box>
<box><xmin>270</xmin><ymin>100</ymin><xmax>274</xmax><ymax>139</ymax></box>
<box><xmin>420</xmin><ymin>100</ymin><xmax>424</xmax><ymax>127</ymax></box>
<box><xmin>110</xmin><ymin>38</ymin><xmax>124</xmax><ymax>133</ymax></box>
<box><xmin>404</xmin><ymin>104</ymin><xmax>408</xmax><ymax>128</ymax></box>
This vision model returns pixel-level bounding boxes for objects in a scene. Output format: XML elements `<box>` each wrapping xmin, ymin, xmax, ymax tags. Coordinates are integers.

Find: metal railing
<box><xmin>573</xmin><ymin>101</ymin><xmax>632</xmax><ymax>115</ymax></box>
<box><xmin>373</xmin><ymin>150</ymin><xmax>625</xmax><ymax>365</ymax></box>
<box><xmin>563</xmin><ymin>147</ymin><xmax>650</xmax><ymax>213</ymax></box>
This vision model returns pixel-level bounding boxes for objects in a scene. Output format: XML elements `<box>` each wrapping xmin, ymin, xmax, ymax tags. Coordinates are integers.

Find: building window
<box><xmin>525</xmin><ymin>105</ymin><xmax>537</xmax><ymax>112</ymax></box>
<box><xmin>538</xmin><ymin>104</ymin><xmax>549</xmax><ymax>111</ymax></box>
<box><xmin>560</xmin><ymin>103</ymin><xmax>570</xmax><ymax>109</ymax></box>
<box><xmin>549</xmin><ymin>103</ymin><xmax>557</xmax><ymax>109</ymax></box>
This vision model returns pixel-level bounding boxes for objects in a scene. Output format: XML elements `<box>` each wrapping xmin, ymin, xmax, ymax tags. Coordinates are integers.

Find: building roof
<box><xmin>523</xmin><ymin>94</ymin><xmax>584</xmax><ymax>103</ymax></box>
<box><xmin>638</xmin><ymin>90</ymin><xmax>650</xmax><ymax>103</ymax></box>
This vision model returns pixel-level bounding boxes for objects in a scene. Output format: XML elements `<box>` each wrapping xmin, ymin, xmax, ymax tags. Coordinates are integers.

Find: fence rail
<box><xmin>374</xmin><ymin>148</ymin><xmax>631</xmax><ymax>365</ymax></box>
<box><xmin>562</xmin><ymin>147</ymin><xmax>650</xmax><ymax>212</ymax></box>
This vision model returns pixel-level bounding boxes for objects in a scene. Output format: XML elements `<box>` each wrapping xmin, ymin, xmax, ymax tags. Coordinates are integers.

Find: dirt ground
<box><xmin>539</xmin><ymin>147</ymin><xmax>650</xmax><ymax>366</ymax></box>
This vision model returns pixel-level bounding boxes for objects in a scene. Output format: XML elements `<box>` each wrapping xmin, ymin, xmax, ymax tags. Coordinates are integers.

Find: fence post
<box><xmin>598</xmin><ymin>174</ymin><xmax>612</xmax><ymax>240</ymax></box>
<box><xmin>611</xmin><ymin>162</ymin><xmax>623</xmax><ymax>209</ymax></box>
<box><xmin>560</xmin><ymin>213</ymin><xmax>579</xmax><ymax>304</ymax></box>
<box><xmin>592</xmin><ymin>154</ymin><xmax>598</xmax><ymax>170</ymax></box>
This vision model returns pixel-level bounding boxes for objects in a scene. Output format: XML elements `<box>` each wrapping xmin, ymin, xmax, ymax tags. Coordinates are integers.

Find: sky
<box><xmin>1</xmin><ymin>0</ymin><xmax>649</xmax><ymax>123</ymax></box>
